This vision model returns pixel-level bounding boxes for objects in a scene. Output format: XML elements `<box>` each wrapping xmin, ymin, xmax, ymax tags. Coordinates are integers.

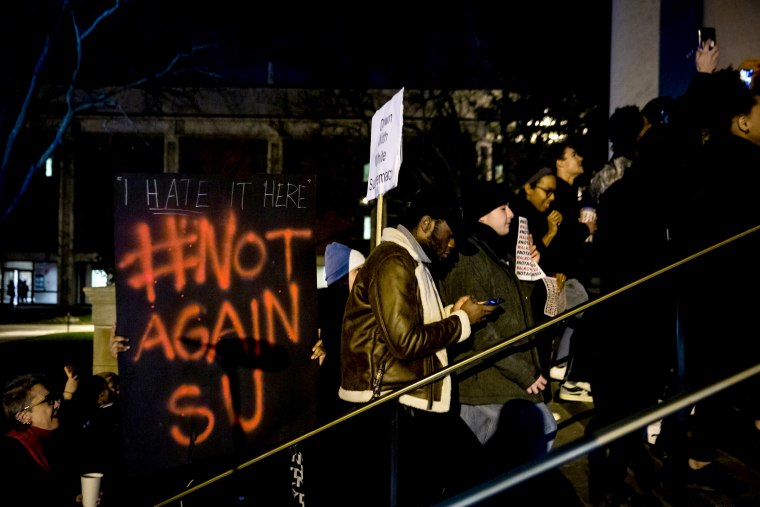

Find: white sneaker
<box><xmin>550</xmin><ymin>363</ymin><xmax>568</xmax><ymax>381</ymax></box>
<box><xmin>559</xmin><ymin>381</ymin><xmax>593</xmax><ymax>403</ymax></box>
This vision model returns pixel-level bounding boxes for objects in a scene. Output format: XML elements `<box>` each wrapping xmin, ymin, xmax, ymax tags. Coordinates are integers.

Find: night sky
<box><xmin>6</xmin><ymin>1</ymin><xmax>612</xmax><ymax>98</ymax></box>
<box><xmin>1</xmin><ymin>1</ymin><xmax>613</xmax><ymax>250</ymax></box>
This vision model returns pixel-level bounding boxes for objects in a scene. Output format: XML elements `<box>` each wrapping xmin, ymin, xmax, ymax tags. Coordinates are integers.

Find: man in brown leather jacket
<box><xmin>336</xmin><ymin>188</ymin><xmax>493</xmax><ymax>506</ymax></box>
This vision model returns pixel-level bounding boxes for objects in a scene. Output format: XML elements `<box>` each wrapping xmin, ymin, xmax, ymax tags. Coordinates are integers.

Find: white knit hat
<box><xmin>348</xmin><ymin>249</ymin><xmax>366</xmax><ymax>273</ymax></box>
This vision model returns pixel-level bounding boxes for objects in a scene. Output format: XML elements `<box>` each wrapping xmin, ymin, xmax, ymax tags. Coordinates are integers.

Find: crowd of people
<box><xmin>3</xmin><ymin>278</ymin><xmax>30</xmax><ymax>305</ymax></box>
<box><xmin>3</xmin><ymin>35</ymin><xmax>758</xmax><ymax>507</ymax></box>
<box><xmin>583</xmin><ymin>41</ymin><xmax>760</xmax><ymax>506</ymax></box>
<box><xmin>328</xmin><ymin>35</ymin><xmax>760</xmax><ymax>506</ymax></box>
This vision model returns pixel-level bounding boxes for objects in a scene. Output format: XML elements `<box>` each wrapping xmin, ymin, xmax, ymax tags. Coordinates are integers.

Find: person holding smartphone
<box><xmin>738</xmin><ymin>58</ymin><xmax>759</xmax><ymax>90</ymax></box>
<box><xmin>661</xmin><ymin>52</ymin><xmax>760</xmax><ymax>501</ymax></box>
<box><xmin>696</xmin><ymin>28</ymin><xmax>719</xmax><ymax>74</ymax></box>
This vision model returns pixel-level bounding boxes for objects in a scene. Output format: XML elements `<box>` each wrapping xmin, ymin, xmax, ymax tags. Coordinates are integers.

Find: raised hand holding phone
<box><xmin>696</xmin><ymin>27</ymin><xmax>719</xmax><ymax>74</ymax></box>
<box><xmin>698</xmin><ymin>27</ymin><xmax>716</xmax><ymax>49</ymax></box>
<box><xmin>740</xmin><ymin>68</ymin><xmax>754</xmax><ymax>89</ymax></box>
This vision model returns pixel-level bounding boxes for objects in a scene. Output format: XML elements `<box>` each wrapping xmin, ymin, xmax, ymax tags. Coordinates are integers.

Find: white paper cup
<box><xmin>81</xmin><ymin>472</ymin><xmax>103</xmax><ymax>507</ymax></box>
<box><xmin>579</xmin><ymin>207</ymin><xmax>597</xmax><ymax>223</ymax></box>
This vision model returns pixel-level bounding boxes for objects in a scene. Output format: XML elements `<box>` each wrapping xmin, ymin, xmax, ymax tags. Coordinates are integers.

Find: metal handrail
<box><xmin>436</xmin><ymin>361</ymin><xmax>760</xmax><ymax>506</ymax></box>
<box><xmin>155</xmin><ymin>223</ymin><xmax>760</xmax><ymax>506</ymax></box>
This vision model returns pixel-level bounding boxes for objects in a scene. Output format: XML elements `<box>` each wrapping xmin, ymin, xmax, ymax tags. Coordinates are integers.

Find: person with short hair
<box><xmin>0</xmin><ymin>368</ymin><xmax>83</xmax><ymax>506</ymax></box>
<box><xmin>95</xmin><ymin>371</ymin><xmax>120</xmax><ymax>399</ymax></box>
<box><xmin>337</xmin><ymin>187</ymin><xmax>495</xmax><ymax>506</ymax></box>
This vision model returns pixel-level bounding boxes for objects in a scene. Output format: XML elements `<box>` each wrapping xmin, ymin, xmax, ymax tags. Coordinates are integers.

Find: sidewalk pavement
<box><xmin>0</xmin><ymin>303</ymin><xmax>93</xmax><ymax>342</ymax></box>
<box><xmin>0</xmin><ymin>323</ymin><xmax>94</xmax><ymax>342</ymax></box>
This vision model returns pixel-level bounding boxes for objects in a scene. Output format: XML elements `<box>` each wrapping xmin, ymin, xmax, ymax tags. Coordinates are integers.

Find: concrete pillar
<box><xmin>83</xmin><ymin>285</ymin><xmax>118</xmax><ymax>375</ymax></box>
<box><xmin>611</xmin><ymin>0</ymin><xmax>760</xmax><ymax>116</ymax></box>
<box><xmin>610</xmin><ymin>0</ymin><xmax>699</xmax><ymax>110</ymax></box>
<box><xmin>610</xmin><ymin>0</ymin><xmax>662</xmax><ymax>115</ymax></box>
<box><xmin>476</xmin><ymin>139</ymin><xmax>494</xmax><ymax>181</ymax></box>
<box><xmin>57</xmin><ymin>152</ymin><xmax>76</xmax><ymax>306</ymax></box>
<box><xmin>164</xmin><ymin>130</ymin><xmax>179</xmax><ymax>174</ymax></box>
<box><xmin>268</xmin><ymin>137</ymin><xmax>283</xmax><ymax>173</ymax></box>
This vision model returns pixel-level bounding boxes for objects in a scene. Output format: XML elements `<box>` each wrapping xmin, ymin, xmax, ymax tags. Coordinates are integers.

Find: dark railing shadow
<box><xmin>154</xmin><ymin>224</ymin><xmax>760</xmax><ymax>506</ymax></box>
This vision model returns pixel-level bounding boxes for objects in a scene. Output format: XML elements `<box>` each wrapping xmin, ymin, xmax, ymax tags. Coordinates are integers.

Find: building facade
<box><xmin>1</xmin><ymin>87</ymin><xmax>505</xmax><ymax>307</ymax></box>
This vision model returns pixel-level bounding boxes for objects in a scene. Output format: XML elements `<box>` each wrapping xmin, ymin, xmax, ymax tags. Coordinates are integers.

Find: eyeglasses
<box><xmin>535</xmin><ymin>186</ymin><xmax>555</xmax><ymax>198</ymax></box>
<box><xmin>22</xmin><ymin>394</ymin><xmax>58</xmax><ymax>411</ymax></box>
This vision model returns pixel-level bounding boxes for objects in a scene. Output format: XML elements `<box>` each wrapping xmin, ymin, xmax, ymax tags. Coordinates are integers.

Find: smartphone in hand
<box><xmin>740</xmin><ymin>68</ymin><xmax>754</xmax><ymax>89</ymax></box>
<box><xmin>483</xmin><ymin>297</ymin><xmax>505</xmax><ymax>306</ymax></box>
<box><xmin>698</xmin><ymin>27</ymin><xmax>716</xmax><ymax>49</ymax></box>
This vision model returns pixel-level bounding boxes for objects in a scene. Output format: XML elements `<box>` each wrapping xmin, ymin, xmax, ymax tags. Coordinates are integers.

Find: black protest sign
<box><xmin>113</xmin><ymin>173</ymin><xmax>318</xmax><ymax>476</ymax></box>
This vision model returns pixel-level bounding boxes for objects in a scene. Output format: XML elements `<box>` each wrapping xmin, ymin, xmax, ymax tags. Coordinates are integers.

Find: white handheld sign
<box><xmin>366</xmin><ymin>88</ymin><xmax>404</xmax><ymax>200</ymax></box>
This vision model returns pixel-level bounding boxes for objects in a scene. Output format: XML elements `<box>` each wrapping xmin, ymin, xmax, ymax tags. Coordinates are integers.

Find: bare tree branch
<box><xmin>0</xmin><ymin>0</ymin><xmax>213</xmax><ymax>223</ymax></box>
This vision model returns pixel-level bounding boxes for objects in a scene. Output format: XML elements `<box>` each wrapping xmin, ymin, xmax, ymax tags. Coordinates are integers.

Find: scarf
<box><xmin>380</xmin><ymin>225</ymin><xmax>469</xmax><ymax>412</ymax></box>
<box><xmin>7</xmin><ymin>425</ymin><xmax>53</xmax><ymax>471</ymax></box>
<box><xmin>472</xmin><ymin>222</ymin><xmax>513</xmax><ymax>265</ymax></box>
<box><xmin>382</xmin><ymin>225</ymin><xmax>446</xmax><ymax>324</ymax></box>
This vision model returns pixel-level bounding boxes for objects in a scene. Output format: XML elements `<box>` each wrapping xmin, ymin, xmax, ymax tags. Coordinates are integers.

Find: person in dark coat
<box><xmin>666</xmin><ymin>66</ymin><xmax>760</xmax><ymax>498</ymax></box>
<box><xmin>546</xmin><ymin>140</ymin><xmax>597</xmax><ymax>285</ymax></box>
<box><xmin>78</xmin><ymin>372</ymin><xmax>125</xmax><ymax>503</ymax></box>
<box><xmin>545</xmin><ymin>141</ymin><xmax>598</xmax><ymax>401</ymax></box>
<box><xmin>439</xmin><ymin>180</ymin><xmax>581</xmax><ymax>506</ymax></box>
<box><xmin>6</xmin><ymin>280</ymin><xmax>14</xmax><ymax>305</ymax></box>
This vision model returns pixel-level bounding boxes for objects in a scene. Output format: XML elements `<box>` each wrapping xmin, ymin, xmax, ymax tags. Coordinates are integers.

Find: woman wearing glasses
<box><xmin>501</xmin><ymin>166</ymin><xmax>568</xmax><ymax>402</ymax></box>
<box><xmin>503</xmin><ymin>166</ymin><xmax>563</xmax><ymax>271</ymax></box>
<box><xmin>1</xmin><ymin>368</ymin><xmax>84</xmax><ymax>506</ymax></box>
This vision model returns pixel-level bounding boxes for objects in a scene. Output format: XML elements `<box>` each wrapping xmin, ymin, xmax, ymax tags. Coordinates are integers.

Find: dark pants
<box><xmin>583</xmin><ymin>293</ymin><xmax>673</xmax><ymax>501</ymax></box>
<box><xmin>315</xmin><ymin>401</ymin><xmax>480</xmax><ymax>507</ymax></box>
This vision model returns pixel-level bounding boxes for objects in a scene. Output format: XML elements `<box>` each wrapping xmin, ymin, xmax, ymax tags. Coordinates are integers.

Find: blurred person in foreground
<box><xmin>337</xmin><ymin>187</ymin><xmax>495</xmax><ymax>506</ymax></box>
<box><xmin>666</xmin><ymin>57</ymin><xmax>760</xmax><ymax>499</ymax></box>
<box><xmin>307</xmin><ymin>242</ymin><xmax>366</xmax><ymax>504</ymax></box>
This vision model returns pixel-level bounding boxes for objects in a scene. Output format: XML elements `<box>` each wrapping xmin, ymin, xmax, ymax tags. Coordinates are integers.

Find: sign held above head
<box><xmin>366</xmin><ymin>88</ymin><xmax>404</xmax><ymax>201</ymax></box>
